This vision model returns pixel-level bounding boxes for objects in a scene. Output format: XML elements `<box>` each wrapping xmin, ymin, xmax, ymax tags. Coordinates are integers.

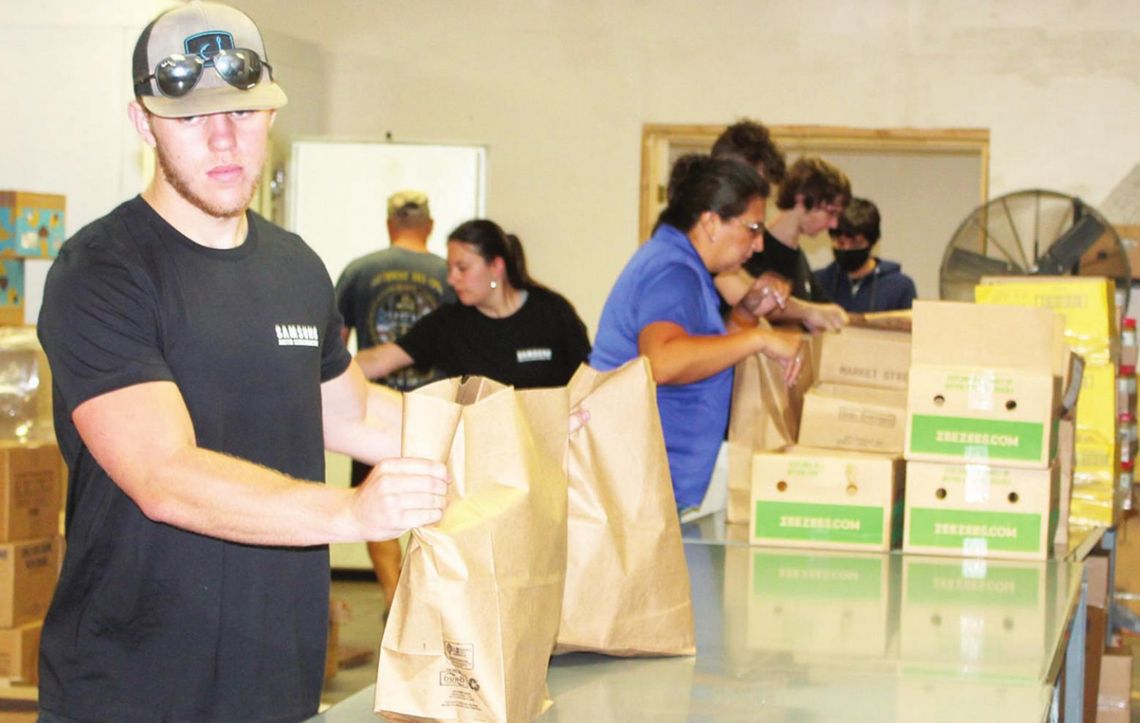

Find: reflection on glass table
<box><xmin>311</xmin><ymin>541</ymin><xmax>1080</xmax><ymax>723</ymax></box>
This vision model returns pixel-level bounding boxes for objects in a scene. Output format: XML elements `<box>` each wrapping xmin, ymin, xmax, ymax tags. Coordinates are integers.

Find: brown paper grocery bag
<box><xmin>374</xmin><ymin>376</ymin><xmax>569</xmax><ymax>722</ymax></box>
<box><xmin>725</xmin><ymin>326</ymin><xmax>816</xmax><ymax>524</ymax></box>
<box><xmin>555</xmin><ymin>358</ymin><xmax>696</xmax><ymax>657</ymax></box>
<box><xmin>725</xmin><ymin>353</ymin><xmax>794</xmax><ymax>524</ymax></box>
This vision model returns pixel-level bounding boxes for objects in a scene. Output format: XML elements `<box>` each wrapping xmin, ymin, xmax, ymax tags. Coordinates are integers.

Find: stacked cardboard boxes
<box><xmin>903</xmin><ymin>301</ymin><xmax>1066</xmax><ymax>561</ymax></box>
<box><xmin>0</xmin><ymin>192</ymin><xmax>65</xmax><ymax>326</ymax></box>
<box><xmin>975</xmin><ymin>277</ymin><xmax>1121</xmax><ymax>528</ymax></box>
<box><xmin>0</xmin><ymin>442</ymin><xmax>63</xmax><ymax>684</ymax></box>
<box><xmin>0</xmin><ymin>330</ymin><xmax>67</xmax><ymax>690</ymax></box>
<box><xmin>749</xmin><ymin>325</ymin><xmax>910</xmax><ymax>552</ymax></box>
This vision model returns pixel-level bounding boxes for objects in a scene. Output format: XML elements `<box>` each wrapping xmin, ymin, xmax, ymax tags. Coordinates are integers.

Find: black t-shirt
<box><xmin>742</xmin><ymin>229</ymin><xmax>833</xmax><ymax>303</ymax></box>
<box><xmin>37</xmin><ymin>197</ymin><xmax>350</xmax><ymax>722</ymax></box>
<box><xmin>397</xmin><ymin>286</ymin><xmax>591</xmax><ymax>389</ymax></box>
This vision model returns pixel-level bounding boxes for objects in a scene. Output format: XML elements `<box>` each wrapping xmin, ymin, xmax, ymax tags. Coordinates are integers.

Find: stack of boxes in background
<box><xmin>0</xmin><ymin>192</ymin><xmax>65</xmax><ymax>326</ymax></box>
<box><xmin>0</xmin><ymin>192</ymin><xmax>66</xmax><ymax>693</ymax></box>
<box><xmin>902</xmin><ymin>301</ymin><xmax>1068</xmax><ymax>561</ymax></box>
<box><xmin>749</xmin><ymin>323</ymin><xmax>911</xmax><ymax>552</ymax></box>
<box><xmin>974</xmin><ymin>277</ymin><xmax>1121</xmax><ymax>531</ymax></box>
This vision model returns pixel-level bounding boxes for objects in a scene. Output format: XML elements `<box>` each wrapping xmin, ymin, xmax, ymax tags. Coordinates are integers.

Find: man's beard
<box><xmin>155</xmin><ymin>144</ymin><xmax>262</xmax><ymax>219</ymax></box>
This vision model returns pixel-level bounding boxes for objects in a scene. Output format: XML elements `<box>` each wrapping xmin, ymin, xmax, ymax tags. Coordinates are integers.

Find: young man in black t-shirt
<box><xmin>35</xmin><ymin>4</ymin><xmax>448</xmax><ymax>722</ymax></box>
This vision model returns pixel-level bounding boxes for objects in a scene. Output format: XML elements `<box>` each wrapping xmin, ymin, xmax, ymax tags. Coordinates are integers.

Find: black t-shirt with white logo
<box><xmin>37</xmin><ymin>197</ymin><xmax>350</xmax><ymax>722</ymax></box>
<box><xmin>396</xmin><ymin>286</ymin><xmax>591</xmax><ymax>389</ymax></box>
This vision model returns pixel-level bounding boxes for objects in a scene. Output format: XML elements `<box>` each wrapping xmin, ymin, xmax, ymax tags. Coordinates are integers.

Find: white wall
<box><xmin>9</xmin><ymin>1</ymin><xmax>1140</xmax><ymax>334</ymax></box>
<box><xmin>226</xmin><ymin>0</ymin><xmax>1140</xmax><ymax>335</ymax></box>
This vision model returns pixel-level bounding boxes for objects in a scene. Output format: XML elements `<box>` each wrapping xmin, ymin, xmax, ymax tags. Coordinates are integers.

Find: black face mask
<box><xmin>833</xmin><ymin>247</ymin><xmax>871</xmax><ymax>273</ymax></box>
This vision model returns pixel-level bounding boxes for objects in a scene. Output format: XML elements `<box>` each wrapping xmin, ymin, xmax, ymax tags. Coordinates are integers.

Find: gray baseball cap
<box><xmin>132</xmin><ymin>1</ymin><xmax>287</xmax><ymax>118</ymax></box>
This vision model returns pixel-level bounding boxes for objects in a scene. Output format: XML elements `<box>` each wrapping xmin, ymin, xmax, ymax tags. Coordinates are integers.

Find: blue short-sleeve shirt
<box><xmin>590</xmin><ymin>223</ymin><xmax>731</xmax><ymax>507</ymax></box>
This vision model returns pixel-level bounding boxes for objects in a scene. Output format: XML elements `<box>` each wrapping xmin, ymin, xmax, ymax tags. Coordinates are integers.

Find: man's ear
<box><xmin>127</xmin><ymin>100</ymin><xmax>158</xmax><ymax>148</ymax></box>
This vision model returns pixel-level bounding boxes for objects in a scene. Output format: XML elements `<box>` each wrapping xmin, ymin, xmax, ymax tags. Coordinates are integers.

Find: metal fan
<box><xmin>939</xmin><ymin>189</ymin><xmax>1130</xmax><ymax>310</ymax></box>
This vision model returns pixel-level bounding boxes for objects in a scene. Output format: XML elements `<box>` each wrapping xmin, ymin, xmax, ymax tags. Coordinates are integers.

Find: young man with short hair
<box><xmin>36</xmin><ymin>3</ymin><xmax>448</xmax><ymax>720</ymax></box>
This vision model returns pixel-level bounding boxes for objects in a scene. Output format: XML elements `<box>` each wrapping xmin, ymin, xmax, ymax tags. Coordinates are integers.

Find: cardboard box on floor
<box><xmin>798</xmin><ymin>383</ymin><xmax>907</xmax><ymax>454</ymax></box>
<box><xmin>1097</xmin><ymin>646</ymin><xmax>1133</xmax><ymax>723</ymax></box>
<box><xmin>0</xmin><ymin>620</ymin><xmax>40</xmax><ymax>683</ymax></box>
<box><xmin>906</xmin><ymin>301</ymin><xmax>1064</xmax><ymax>469</ymax></box>
<box><xmin>903</xmin><ymin>459</ymin><xmax>1060</xmax><ymax>561</ymax></box>
<box><xmin>0</xmin><ymin>537</ymin><xmax>60</xmax><ymax>627</ymax></box>
<box><xmin>0</xmin><ymin>442</ymin><xmax>63</xmax><ymax>543</ymax></box>
<box><xmin>815</xmin><ymin>326</ymin><xmax>911</xmax><ymax>391</ymax></box>
<box><xmin>751</xmin><ymin>446</ymin><xmax>904</xmax><ymax>552</ymax></box>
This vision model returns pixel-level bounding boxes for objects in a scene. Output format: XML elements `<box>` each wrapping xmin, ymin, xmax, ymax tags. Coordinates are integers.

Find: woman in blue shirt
<box><xmin>591</xmin><ymin>155</ymin><xmax>803</xmax><ymax>510</ymax></box>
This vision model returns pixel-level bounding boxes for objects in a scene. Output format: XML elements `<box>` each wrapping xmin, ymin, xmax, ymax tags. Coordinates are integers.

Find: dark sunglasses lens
<box><xmin>214</xmin><ymin>49</ymin><xmax>263</xmax><ymax>90</ymax></box>
<box><xmin>154</xmin><ymin>56</ymin><xmax>202</xmax><ymax>98</ymax></box>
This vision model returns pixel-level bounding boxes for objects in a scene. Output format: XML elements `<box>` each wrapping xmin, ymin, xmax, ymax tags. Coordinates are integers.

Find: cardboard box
<box><xmin>0</xmin><ymin>442</ymin><xmax>63</xmax><ymax>543</ymax></box>
<box><xmin>906</xmin><ymin>364</ymin><xmax>1061</xmax><ymax>468</ymax></box>
<box><xmin>0</xmin><ymin>262</ymin><xmax>24</xmax><ymax>327</ymax></box>
<box><xmin>0</xmin><ymin>537</ymin><xmax>60</xmax><ymax>627</ymax></box>
<box><xmin>751</xmin><ymin>446</ymin><xmax>904</xmax><ymax>552</ymax></box>
<box><xmin>903</xmin><ymin>460</ymin><xmax>1059</xmax><ymax>560</ymax></box>
<box><xmin>0</xmin><ymin>192</ymin><xmax>64</xmax><ymax>260</ymax></box>
<box><xmin>816</xmin><ymin>326</ymin><xmax>911</xmax><ymax>391</ymax></box>
<box><xmin>975</xmin><ymin>276</ymin><xmax>1117</xmax><ymax>364</ymax></box>
<box><xmin>899</xmin><ymin>555</ymin><xmax>1048</xmax><ymax>679</ymax></box>
<box><xmin>798</xmin><ymin>383</ymin><xmax>907</xmax><ymax>454</ymax></box>
<box><xmin>911</xmin><ymin>300</ymin><xmax>1062</xmax><ymax>371</ymax></box>
<box><xmin>0</xmin><ymin>620</ymin><xmax>40</xmax><ymax>683</ymax></box>
<box><xmin>1097</xmin><ymin>647</ymin><xmax>1133</xmax><ymax>722</ymax></box>
<box><xmin>747</xmin><ymin>547</ymin><xmax>891</xmax><ymax>657</ymax></box>
<box><xmin>908</xmin><ymin>301</ymin><xmax>1065</xmax><ymax>468</ymax></box>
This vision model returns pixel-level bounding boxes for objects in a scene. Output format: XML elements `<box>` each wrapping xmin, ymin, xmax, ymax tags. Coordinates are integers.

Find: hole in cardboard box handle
<box><xmin>846</xmin><ymin>483</ymin><xmax>858</xmax><ymax>496</ymax></box>
<box><xmin>933</xmin><ymin>394</ymin><xmax>946</xmax><ymax>406</ymax></box>
<box><xmin>776</xmin><ymin>480</ymin><xmax>788</xmax><ymax>492</ymax></box>
<box><xmin>1008</xmin><ymin>491</ymin><xmax>1019</xmax><ymax>503</ymax></box>
<box><xmin>935</xmin><ymin>487</ymin><xmax>947</xmax><ymax>500</ymax></box>
<box><xmin>1005</xmin><ymin>399</ymin><xmax>1017</xmax><ymax>411</ymax></box>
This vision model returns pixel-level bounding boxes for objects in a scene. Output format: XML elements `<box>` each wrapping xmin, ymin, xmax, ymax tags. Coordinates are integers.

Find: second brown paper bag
<box><xmin>375</xmin><ymin>377</ymin><xmax>569</xmax><ymax>722</ymax></box>
<box><xmin>556</xmin><ymin>358</ymin><xmax>695</xmax><ymax>657</ymax></box>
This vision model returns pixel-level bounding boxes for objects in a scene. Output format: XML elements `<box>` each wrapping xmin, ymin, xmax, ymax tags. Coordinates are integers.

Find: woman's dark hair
<box><xmin>658</xmin><ymin>154</ymin><xmax>769</xmax><ymax>233</ymax></box>
<box><xmin>448</xmin><ymin>218</ymin><xmax>536</xmax><ymax>290</ymax></box>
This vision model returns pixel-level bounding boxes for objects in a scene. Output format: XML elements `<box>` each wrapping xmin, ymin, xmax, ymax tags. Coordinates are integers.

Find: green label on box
<box><xmin>754</xmin><ymin>501</ymin><xmax>885</xmax><ymax>545</ymax></box>
<box><xmin>907</xmin><ymin>507</ymin><xmax>1041</xmax><ymax>553</ymax></box>
<box><xmin>909</xmin><ymin>415</ymin><xmax>1044</xmax><ymax>462</ymax></box>
<box><xmin>752</xmin><ymin>551</ymin><xmax>883</xmax><ymax>600</ymax></box>
<box><xmin>905</xmin><ymin>561</ymin><xmax>1040</xmax><ymax>606</ymax></box>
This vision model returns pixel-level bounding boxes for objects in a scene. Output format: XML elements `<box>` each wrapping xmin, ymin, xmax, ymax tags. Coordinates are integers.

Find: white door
<box><xmin>286</xmin><ymin>140</ymin><xmax>486</xmax><ymax>570</ymax></box>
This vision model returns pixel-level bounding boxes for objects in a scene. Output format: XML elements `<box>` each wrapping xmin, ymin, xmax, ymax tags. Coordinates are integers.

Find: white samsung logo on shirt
<box><xmin>276</xmin><ymin>324</ymin><xmax>319</xmax><ymax>347</ymax></box>
<box><xmin>517</xmin><ymin>348</ymin><xmax>552</xmax><ymax>363</ymax></box>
